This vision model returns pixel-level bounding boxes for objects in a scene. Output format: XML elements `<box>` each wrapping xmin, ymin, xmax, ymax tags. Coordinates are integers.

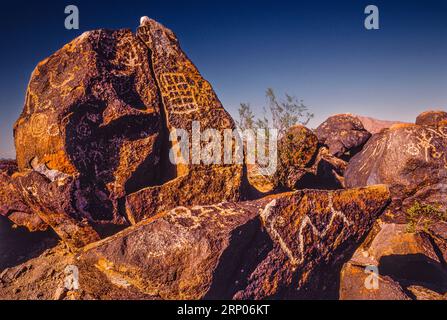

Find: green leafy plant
<box><xmin>406</xmin><ymin>201</ymin><xmax>447</xmax><ymax>233</ymax></box>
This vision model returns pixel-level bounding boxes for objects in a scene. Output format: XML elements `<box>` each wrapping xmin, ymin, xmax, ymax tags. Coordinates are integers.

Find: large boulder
<box><xmin>416</xmin><ymin>110</ymin><xmax>447</xmax><ymax>127</ymax></box>
<box><xmin>345</xmin><ymin>124</ymin><xmax>447</xmax><ymax>220</ymax></box>
<box><xmin>0</xmin><ymin>172</ymin><xmax>46</xmax><ymax>232</ymax></box>
<box><xmin>3</xmin><ymin>18</ymin><xmax>244</xmax><ymax>244</ymax></box>
<box><xmin>0</xmin><ymin>186</ymin><xmax>390</xmax><ymax>300</ymax></box>
<box><xmin>11</xmin><ymin>29</ymin><xmax>162</xmax><ymax>238</ymax></box>
<box><xmin>125</xmin><ymin>18</ymin><xmax>243</xmax><ymax>223</ymax></box>
<box><xmin>233</xmin><ymin>185</ymin><xmax>389</xmax><ymax>299</ymax></box>
<box><xmin>315</xmin><ymin>114</ymin><xmax>371</xmax><ymax>159</ymax></box>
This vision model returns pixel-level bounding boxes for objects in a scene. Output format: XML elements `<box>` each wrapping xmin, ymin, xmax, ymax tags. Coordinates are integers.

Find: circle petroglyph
<box><xmin>31</xmin><ymin>113</ymin><xmax>48</xmax><ymax>137</ymax></box>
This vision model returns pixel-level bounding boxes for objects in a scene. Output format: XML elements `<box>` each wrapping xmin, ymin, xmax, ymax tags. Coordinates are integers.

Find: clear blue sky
<box><xmin>0</xmin><ymin>0</ymin><xmax>446</xmax><ymax>158</ymax></box>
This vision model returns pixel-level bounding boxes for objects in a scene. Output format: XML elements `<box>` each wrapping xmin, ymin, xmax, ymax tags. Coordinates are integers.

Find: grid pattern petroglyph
<box><xmin>159</xmin><ymin>73</ymin><xmax>198</xmax><ymax>114</ymax></box>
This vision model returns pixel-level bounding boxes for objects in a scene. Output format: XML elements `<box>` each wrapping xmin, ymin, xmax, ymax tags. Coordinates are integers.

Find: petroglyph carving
<box><xmin>260</xmin><ymin>199</ymin><xmax>299</xmax><ymax>267</ymax></box>
<box><xmin>261</xmin><ymin>193</ymin><xmax>353</xmax><ymax>267</ymax></box>
<box><xmin>30</xmin><ymin>113</ymin><xmax>48</xmax><ymax>137</ymax></box>
<box><xmin>159</xmin><ymin>73</ymin><xmax>198</xmax><ymax>114</ymax></box>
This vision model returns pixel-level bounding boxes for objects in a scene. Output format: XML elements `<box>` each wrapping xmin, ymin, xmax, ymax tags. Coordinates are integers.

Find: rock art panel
<box><xmin>345</xmin><ymin>124</ymin><xmax>447</xmax><ymax>219</ymax></box>
<box><xmin>125</xmin><ymin>18</ymin><xmax>244</xmax><ymax>223</ymax></box>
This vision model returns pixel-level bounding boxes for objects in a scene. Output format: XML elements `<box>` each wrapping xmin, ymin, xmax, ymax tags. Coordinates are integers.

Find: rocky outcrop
<box><xmin>345</xmin><ymin>124</ymin><xmax>447</xmax><ymax>220</ymax></box>
<box><xmin>416</xmin><ymin>110</ymin><xmax>447</xmax><ymax>127</ymax></box>
<box><xmin>0</xmin><ymin>186</ymin><xmax>390</xmax><ymax>300</ymax></box>
<box><xmin>234</xmin><ymin>185</ymin><xmax>389</xmax><ymax>299</ymax></box>
<box><xmin>340</xmin><ymin>222</ymin><xmax>447</xmax><ymax>300</ymax></box>
<box><xmin>315</xmin><ymin>114</ymin><xmax>371</xmax><ymax>159</ymax></box>
<box><xmin>264</xmin><ymin>125</ymin><xmax>347</xmax><ymax>192</ymax></box>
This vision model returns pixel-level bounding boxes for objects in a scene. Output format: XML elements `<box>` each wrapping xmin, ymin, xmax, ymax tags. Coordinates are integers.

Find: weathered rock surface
<box><xmin>125</xmin><ymin>18</ymin><xmax>243</xmax><ymax>223</ymax></box>
<box><xmin>416</xmin><ymin>110</ymin><xmax>447</xmax><ymax>127</ymax></box>
<box><xmin>274</xmin><ymin>125</ymin><xmax>319</xmax><ymax>190</ymax></box>
<box><xmin>340</xmin><ymin>263</ymin><xmax>411</xmax><ymax>300</ymax></box>
<box><xmin>234</xmin><ymin>185</ymin><xmax>389</xmax><ymax>299</ymax></box>
<box><xmin>0</xmin><ymin>186</ymin><xmax>390</xmax><ymax>300</ymax></box>
<box><xmin>345</xmin><ymin>124</ymin><xmax>447</xmax><ymax>220</ymax></box>
<box><xmin>315</xmin><ymin>114</ymin><xmax>371</xmax><ymax>159</ymax></box>
<box><xmin>0</xmin><ymin>160</ymin><xmax>18</xmax><ymax>176</ymax></box>
<box><xmin>296</xmin><ymin>146</ymin><xmax>347</xmax><ymax>190</ymax></box>
<box><xmin>339</xmin><ymin>222</ymin><xmax>447</xmax><ymax>300</ymax></box>
<box><xmin>14</xmin><ymin>171</ymin><xmax>101</xmax><ymax>248</ymax></box>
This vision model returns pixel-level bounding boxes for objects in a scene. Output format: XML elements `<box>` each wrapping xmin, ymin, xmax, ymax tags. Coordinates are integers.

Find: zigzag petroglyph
<box><xmin>261</xmin><ymin>193</ymin><xmax>353</xmax><ymax>268</ymax></box>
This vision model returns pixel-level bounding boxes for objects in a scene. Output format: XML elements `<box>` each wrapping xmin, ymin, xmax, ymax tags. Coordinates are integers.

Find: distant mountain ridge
<box><xmin>354</xmin><ymin>115</ymin><xmax>408</xmax><ymax>134</ymax></box>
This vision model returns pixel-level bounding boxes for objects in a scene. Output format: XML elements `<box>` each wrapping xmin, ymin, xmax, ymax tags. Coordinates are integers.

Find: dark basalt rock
<box><xmin>315</xmin><ymin>114</ymin><xmax>371</xmax><ymax>159</ymax></box>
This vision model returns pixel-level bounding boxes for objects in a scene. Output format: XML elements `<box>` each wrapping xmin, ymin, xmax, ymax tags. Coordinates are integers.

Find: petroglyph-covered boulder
<box><xmin>345</xmin><ymin>124</ymin><xmax>447</xmax><ymax>219</ymax></box>
<box><xmin>416</xmin><ymin>110</ymin><xmax>447</xmax><ymax>127</ymax></box>
<box><xmin>125</xmin><ymin>18</ymin><xmax>243</xmax><ymax>223</ymax></box>
<box><xmin>315</xmin><ymin>114</ymin><xmax>371</xmax><ymax>159</ymax></box>
<box><xmin>0</xmin><ymin>186</ymin><xmax>389</xmax><ymax>300</ymax></box>
<box><xmin>12</xmin><ymin>29</ymin><xmax>162</xmax><ymax>238</ymax></box>
<box><xmin>5</xmin><ymin>17</ymin><xmax>245</xmax><ymax>243</ymax></box>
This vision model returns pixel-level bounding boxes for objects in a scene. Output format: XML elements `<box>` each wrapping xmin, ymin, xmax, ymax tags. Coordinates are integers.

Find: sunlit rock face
<box><xmin>345</xmin><ymin>124</ymin><xmax>447</xmax><ymax>221</ymax></box>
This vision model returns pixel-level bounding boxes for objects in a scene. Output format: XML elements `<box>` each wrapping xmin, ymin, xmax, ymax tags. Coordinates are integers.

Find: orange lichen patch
<box><xmin>41</xmin><ymin>151</ymin><xmax>77</xmax><ymax>175</ymax></box>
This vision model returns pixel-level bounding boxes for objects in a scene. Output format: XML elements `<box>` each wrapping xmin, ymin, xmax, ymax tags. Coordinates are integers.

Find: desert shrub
<box><xmin>236</xmin><ymin>88</ymin><xmax>313</xmax><ymax>138</ymax></box>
